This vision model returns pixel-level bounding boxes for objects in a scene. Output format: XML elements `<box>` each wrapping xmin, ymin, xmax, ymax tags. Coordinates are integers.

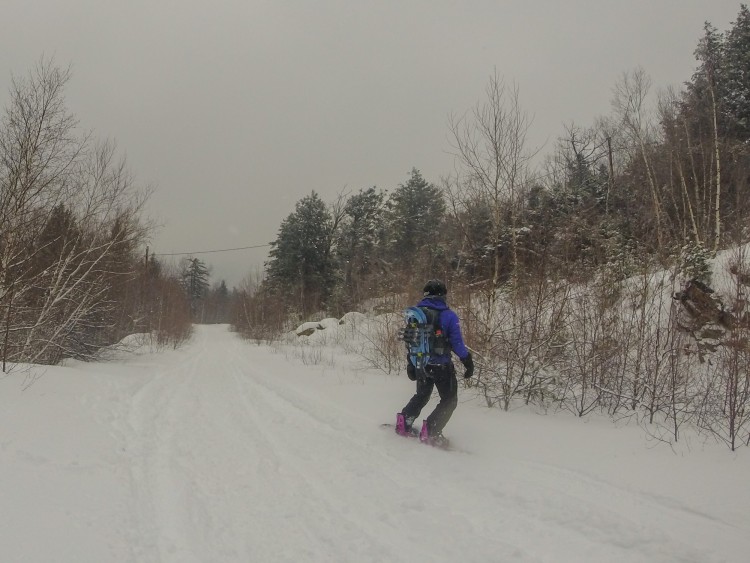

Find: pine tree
<box><xmin>33</xmin><ymin>204</ymin><xmax>79</xmax><ymax>269</ymax></box>
<box><xmin>723</xmin><ymin>4</ymin><xmax>750</xmax><ymax>139</ymax></box>
<box><xmin>385</xmin><ymin>169</ymin><xmax>445</xmax><ymax>275</ymax></box>
<box><xmin>99</xmin><ymin>215</ymin><xmax>141</xmax><ymax>339</ymax></box>
<box><xmin>688</xmin><ymin>23</ymin><xmax>726</xmax><ymax>133</ymax></box>
<box><xmin>266</xmin><ymin>191</ymin><xmax>337</xmax><ymax>315</ymax></box>
<box><xmin>203</xmin><ymin>280</ymin><xmax>230</xmax><ymax>324</ymax></box>
<box><xmin>25</xmin><ymin>204</ymin><xmax>80</xmax><ymax>306</ymax></box>
<box><xmin>336</xmin><ymin>186</ymin><xmax>385</xmax><ymax>297</ymax></box>
<box><xmin>181</xmin><ymin>257</ymin><xmax>210</xmax><ymax>319</ymax></box>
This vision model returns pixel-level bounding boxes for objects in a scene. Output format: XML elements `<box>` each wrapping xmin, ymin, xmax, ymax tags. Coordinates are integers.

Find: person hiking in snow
<box><xmin>397</xmin><ymin>279</ymin><xmax>473</xmax><ymax>446</ymax></box>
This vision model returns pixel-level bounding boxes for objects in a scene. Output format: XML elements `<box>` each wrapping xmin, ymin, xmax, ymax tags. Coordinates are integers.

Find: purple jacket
<box><xmin>417</xmin><ymin>297</ymin><xmax>470</xmax><ymax>364</ymax></box>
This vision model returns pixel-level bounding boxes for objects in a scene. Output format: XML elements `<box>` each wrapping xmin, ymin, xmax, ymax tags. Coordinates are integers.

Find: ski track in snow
<box><xmin>115</xmin><ymin>327</ymin><xmax>744</xmax><ymax>562</ymax></box>
<box><xmin>3</xmin><ymin>324</ymin><xmax>749</xmax><ymax>562</ymax></box>
<box><xmin>117</xmin><ymin>329</ymin><xmax>511</xmax><ymax>562</ymax></box>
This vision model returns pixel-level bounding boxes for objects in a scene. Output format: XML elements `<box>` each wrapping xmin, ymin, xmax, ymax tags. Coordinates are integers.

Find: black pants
<box><xmin>402</xmin><ymin>363</ymin><xmax>458</xmax><ymax>435</ymax></box>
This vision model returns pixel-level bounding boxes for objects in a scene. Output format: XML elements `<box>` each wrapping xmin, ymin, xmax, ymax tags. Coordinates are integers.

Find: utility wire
<box><xmin>153</xmin><ymin>243</ymin><xmax>270</xmax><ymax>257</ymax></box>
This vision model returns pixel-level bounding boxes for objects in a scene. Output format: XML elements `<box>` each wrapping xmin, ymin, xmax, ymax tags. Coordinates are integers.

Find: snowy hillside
<box><xmin>1</xmin><ymin>325</ymin><xmax>749</xmax><ymax>562</ymax></box>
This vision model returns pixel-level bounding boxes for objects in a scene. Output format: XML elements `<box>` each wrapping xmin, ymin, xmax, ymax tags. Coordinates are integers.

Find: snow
<box><xmin>1</xmin><ymin>324</ymin><xmax>749</xmax><ymax>562</ymax></box>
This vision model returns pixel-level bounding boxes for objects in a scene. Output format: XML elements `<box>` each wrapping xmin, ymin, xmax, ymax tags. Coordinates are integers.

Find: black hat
<box><xmin>423</xmin><ymin>279</ymin><xmax>447</xmax><ymax>297</ymax></box>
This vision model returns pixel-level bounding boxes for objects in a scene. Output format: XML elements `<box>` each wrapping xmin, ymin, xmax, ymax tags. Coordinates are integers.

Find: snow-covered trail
<box><xmin>117</xmin><ymin>326</ymin><xmax>519</xmax><ymax>562</ymax></box>
<box><xmin>2</xmin><ymin>325</ymin><xmax>749</xmax><ymax>562</ymax></box>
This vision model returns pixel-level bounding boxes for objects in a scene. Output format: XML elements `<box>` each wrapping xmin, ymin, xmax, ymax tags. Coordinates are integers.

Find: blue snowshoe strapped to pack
<box><xmin>399</xmin><ymin>306</ymin><xmax>448</xmax><ymax>376</ymax></box>
<box><xmin>401</xmin><ymin>307</ymin><xmax>431</xmax><ymax>374</ymax></box>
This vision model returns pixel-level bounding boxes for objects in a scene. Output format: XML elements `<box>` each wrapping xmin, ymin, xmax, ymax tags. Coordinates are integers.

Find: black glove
<box><xmin>461</xmin><ymin>352</ymin><xmax>474</xmax><ymax>379</ymax></box>
<box><xmin>406</xmin><ymin>362</ymin><xmax>417</xmax><ymax>381</ymax></box>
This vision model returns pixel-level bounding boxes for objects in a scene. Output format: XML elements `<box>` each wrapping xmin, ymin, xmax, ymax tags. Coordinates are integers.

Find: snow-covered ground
<box><xmin>1</xmin><ymin>324</ymin><xmax>748</xmax><ymax>562</ymax></box>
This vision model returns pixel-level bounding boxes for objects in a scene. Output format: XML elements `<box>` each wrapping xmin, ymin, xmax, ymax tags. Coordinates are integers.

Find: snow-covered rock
<box><xmin>295</xmin><ymin>321</ymin><xmax>323</xmax><ymax>337</ymax></box>
<box><xmin>338</xmin><ymin>311</ymin><xmax>367</xmax><ymax>327</ymax></box>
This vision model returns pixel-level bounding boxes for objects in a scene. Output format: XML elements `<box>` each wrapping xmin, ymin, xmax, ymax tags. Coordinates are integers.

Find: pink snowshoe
<box><xmin>419</xmin><ymin>420</ymin><xmax>449</xmax><ymax>448</ymax></box>
<box><xmin>395</xmin><ymin>413</ymin><xmax>417</xmax><ymax>437</ymax></box>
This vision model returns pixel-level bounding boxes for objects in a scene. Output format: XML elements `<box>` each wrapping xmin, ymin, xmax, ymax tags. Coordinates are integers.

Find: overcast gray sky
<box><xmin>1</xmin><ymin>1</ymin><xmax>742</xmax><ymax>287</ymax></box>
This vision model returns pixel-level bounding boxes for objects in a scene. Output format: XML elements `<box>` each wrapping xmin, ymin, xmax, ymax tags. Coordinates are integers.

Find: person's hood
<box><xmin>417</xmin><ymin>297</ymin><xmax>449</xmax><ymax>311</ymax></box>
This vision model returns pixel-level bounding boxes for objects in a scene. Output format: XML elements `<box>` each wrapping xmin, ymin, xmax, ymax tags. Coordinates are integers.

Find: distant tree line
<box><xmin>179</xmin><ymin>256</ymin><xmax>232</xmax><ymax>324</ymax></box>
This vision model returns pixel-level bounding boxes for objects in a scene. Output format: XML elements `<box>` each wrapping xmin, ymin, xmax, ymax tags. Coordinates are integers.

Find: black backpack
<box><xmin>400</xmin><ymin>306</ymin><xmax>449</xmax><ymax>373</ymax></box>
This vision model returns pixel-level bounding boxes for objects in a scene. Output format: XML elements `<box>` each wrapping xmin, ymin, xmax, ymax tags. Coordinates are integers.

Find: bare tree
<box><xmin>611</xmin><ymin>68</ymin><xmax>665</xmax><ymax>249</ymax></box>
<box><xmin>0</xmin><ymin>58</ymin><xmax>155</xmax><ymax>367</ymax></box>
<box><xmin>446</xmin><ymin>70</ymin><xmax>537</xmax><ymax>291</ymax></box>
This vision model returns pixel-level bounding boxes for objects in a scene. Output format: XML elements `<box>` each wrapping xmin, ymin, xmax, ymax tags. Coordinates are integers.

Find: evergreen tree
<box><xmin>181</xmin><ymin>257</ymin><xmax>210</xmax><ymax>319</ymax></box>
<box><xmin>451</xmin><ymin>197</ymin><xmax>494</xmax><ymax>280</ymax></box>
<box><xmin>25</xmin><ymin>204</ymin><xmax>80</xmax><ymax>305</ymax></box>
<box><xmin>723</xmin><ymin>4</ymin><xmax>750</xmax><ymax>139</ymax></box>
<box><xmin>33</xmin><ymin>204</ymin><xmax>79</xmax><ymax>268</ymax></box>
<box><xmin>565</xmin><ymin>153</ymin><xmax>608</xmax><ymax>207</ymax></box>
<box><xmin>384</xmin><ymin>168</ymin><xmax>445</xmax><ymax>275</ymax></box>
<box><xmin>95</xmin><ymin>214</ymin><xmax>139</xmax><ymax>344</ymax></box>
<box><xmin>204</xmin><ymin>280</ymin><xmax>230</xmax><ymax>324</ymax></box>
<box><xmin>266</xmin><ymin>191</ymin><xmax>337</xmax><ymax>315</ymax></box>
<box><xmin>336</xmin><ymin>186</ymin><xmax>385</xmax><ymax>298</ymax></box>
<box><xmin>687</xmin><ymin>22</ymin><xmax>727</xmax><ymax>134</ymax></box>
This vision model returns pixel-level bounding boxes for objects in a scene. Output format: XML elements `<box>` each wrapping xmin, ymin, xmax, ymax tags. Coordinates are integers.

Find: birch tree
<box><xmin>611</xmin><ymin>68</ymin><xmax>666</xmax><ymax>249</ymax></box>
<box><xmin>1</xmin><ymin>59</ymin><xmax>152</xmax><ymax>366</ymax></box>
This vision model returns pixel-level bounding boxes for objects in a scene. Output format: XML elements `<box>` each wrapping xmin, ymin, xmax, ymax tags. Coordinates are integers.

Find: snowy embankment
<box><xmin>1</xmin><ymin>325</ymin><xmax>749</xmax><ymax>562</ymax></box>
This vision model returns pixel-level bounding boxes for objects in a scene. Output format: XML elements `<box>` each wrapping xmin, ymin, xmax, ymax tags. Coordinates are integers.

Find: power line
<box><xmin>152</xmin><ymin>243</ymin><xmax>270</xmax><ymax>257</ymax></box>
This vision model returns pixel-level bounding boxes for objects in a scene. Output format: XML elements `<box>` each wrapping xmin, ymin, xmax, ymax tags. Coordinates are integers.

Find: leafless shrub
<box><xmin>696</xmin><ymin>337</ymin><xmax>750</xmax><ymax>451</ymax></box>
<box><xmin>558</xmin><ymin>282</ymin><xmax>617</xmax><ymax>416</ymax></box>
<box><xmin>231</xmin><ymin>272</ymin><xmax>286</xmax><ymax>344</ymax></box>
<box><xmin>694</xmin><ymin>248</ymin><xmax>750</xmax><ymax>450</ymax></box>
<box><xmin>150</xmin><ymin>274</ymin><xmax>193</xmax><ymax>349</ymax></box>
<box><xmin>355</xmin><ymin>313</ymin><xmax>403</xmax><ymax>375</ymax></box>
<box><xmin>467</xmin><ymin>277</ymin><xmax>570</xmax><ymax>410</ymax></box>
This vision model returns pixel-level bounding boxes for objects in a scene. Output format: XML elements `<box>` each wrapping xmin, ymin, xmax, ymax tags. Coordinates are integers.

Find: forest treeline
<box><xmin>238</xmin><ymin>7</ymin><xmax>750</xmax><ymax>325</ymax></box>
